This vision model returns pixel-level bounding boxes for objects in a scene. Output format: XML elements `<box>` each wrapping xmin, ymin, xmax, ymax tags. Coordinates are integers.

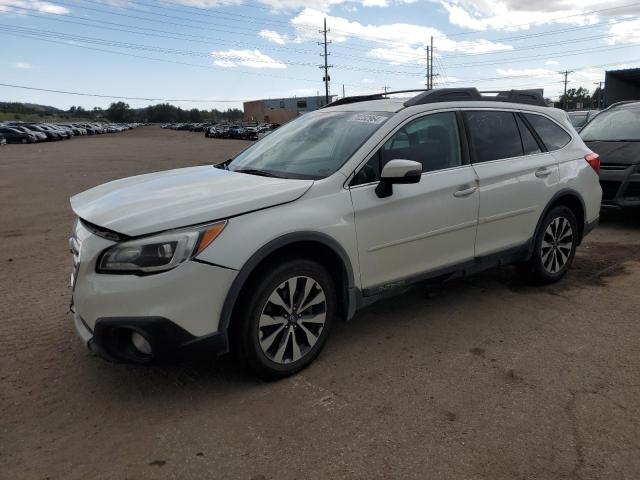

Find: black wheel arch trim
<box><xmin>218</xmin><ymin>231</ymin><xmax>357</xmax><ymax>336</ymax></box>
<box><xmin>529</xmin><ymin>188</ymin><xmax>587</xmax><ymax>257</ymax></box>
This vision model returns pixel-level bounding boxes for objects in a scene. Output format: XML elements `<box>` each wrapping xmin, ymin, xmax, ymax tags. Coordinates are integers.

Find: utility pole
<box><xmin>318</xmin><ymin>18</ymin><xmax>332</xmax><ymax>105</ymax></box>
<box><xmin>342</xmin><ymin>84</ymin><xmax>345</xmax><ymax>98</ymax></box>
<box><xmin>594</xmin><ymin>81</ymin><xmax>604</xmax><ymax>109</ymax></box>
<box><xmin>561</xmin><ymin>70</ymin><xmax>573</xmax><ymax>110</ymax></box>
<box><xmin>425</xmin><ymin>37</ymin><xmax>437</xmax><ymax>90</ymax></box>
<box><xmin>426</xmin><ymin>45</ymin><xmax>430</xmax><ymax>89</ymax></box>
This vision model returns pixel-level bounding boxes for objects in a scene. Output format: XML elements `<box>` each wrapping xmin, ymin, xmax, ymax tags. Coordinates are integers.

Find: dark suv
<box><xmin>581</xmin><ymin>101</ymin><xmax>640</xmax><ymax>208</ymax></box>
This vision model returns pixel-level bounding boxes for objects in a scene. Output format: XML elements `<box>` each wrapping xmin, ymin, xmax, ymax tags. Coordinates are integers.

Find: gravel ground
<box><xmin>1</xmin><ymin>126</ymin><xmax>639</xmax><ymax>480</ymax></box>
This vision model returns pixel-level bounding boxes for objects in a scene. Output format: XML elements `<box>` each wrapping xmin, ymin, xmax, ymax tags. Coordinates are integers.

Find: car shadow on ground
<box><xmin>81</xmin><ymin>209</ymin><xmax>640</xmax><ymax>397</ymax></box>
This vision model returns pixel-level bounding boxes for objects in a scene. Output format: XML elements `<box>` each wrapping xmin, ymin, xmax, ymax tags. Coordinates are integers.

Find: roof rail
<box><xmin>323</xmin><ymin>89</ymin><xmax>428</xmax><ymax>108</ymax></box>
<box><xmin>404</xmin><ymin>88</ymin><xmax>547</xmax><ymax>107</ymax></box>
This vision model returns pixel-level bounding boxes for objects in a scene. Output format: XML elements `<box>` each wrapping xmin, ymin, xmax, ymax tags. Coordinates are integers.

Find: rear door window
<box><xmin>464</xmin><ymin>111</ymin><xmax>523</xmax><ymax>163</ymax></box>
<box><xmin>515</xmin><ymin>115</ymin><xmax>542</xmax><ymax>155</ymax></box>
<box><xmin>523</xmin><ymin>113</ymin><xmax>571</xmax><ymax>151</ymax></box>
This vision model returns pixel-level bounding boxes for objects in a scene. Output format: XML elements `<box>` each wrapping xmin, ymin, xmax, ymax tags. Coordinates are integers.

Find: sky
<box><xmin>1</xmin><ymin>0</ymin><xmax>640</xmax><ymax>111</ymax></box>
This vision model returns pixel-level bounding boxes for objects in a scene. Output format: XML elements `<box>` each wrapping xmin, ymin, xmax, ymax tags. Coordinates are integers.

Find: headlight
<box><xmin>97</xmin><ymin>221</ymin><xmax>226</xmax><ymax>274</ymax></box>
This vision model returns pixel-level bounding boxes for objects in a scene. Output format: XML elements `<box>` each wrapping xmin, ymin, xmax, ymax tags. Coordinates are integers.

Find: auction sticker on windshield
<box><xmin>348</xmin><ymin>113</ymin><xmax>388</xmax><ymax>124</ymax></box>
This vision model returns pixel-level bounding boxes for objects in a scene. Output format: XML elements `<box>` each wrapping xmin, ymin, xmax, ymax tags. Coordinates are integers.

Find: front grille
<box><xmin>600</xmin><ymin>180</ymin><xmax>621</xmax><ymax>201</ymax></box>
<box><xmin>600</xmin><ymin>164</ymin><xmax>629</xmax><ymax>171</ymax></box>
<box><xmin>624</xmin><ymin>182</ymin><xmax>640</xmax><ymax>199</ymax></box>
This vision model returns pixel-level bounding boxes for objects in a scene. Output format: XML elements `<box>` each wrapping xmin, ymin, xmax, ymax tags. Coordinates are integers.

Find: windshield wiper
<box><xmin>233</xmin><ymin>168</ymin><xmax>281</xmax><ymax>178</ymax></box>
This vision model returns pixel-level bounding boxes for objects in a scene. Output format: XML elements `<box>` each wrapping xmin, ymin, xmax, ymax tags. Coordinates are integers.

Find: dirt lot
<box><xmin>1</xmin><ymin>126</ymin><xmax>639</xmax><ymax>480</ymax></box>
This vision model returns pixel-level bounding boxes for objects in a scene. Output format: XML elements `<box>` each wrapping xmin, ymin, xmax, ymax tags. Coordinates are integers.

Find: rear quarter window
<box><xmin>524</xmin><ymin>113</ymin><xmax>571</xmax><ymax>151</ymax></box>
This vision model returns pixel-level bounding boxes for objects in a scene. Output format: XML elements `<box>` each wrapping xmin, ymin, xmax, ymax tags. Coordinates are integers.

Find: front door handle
<box><xmin>453</xmin><ymin>186</ymin><xmax>477</xmax><ymax>198</ymax></box>
<box><xmin>535</xmin><ymin>167</ymin><xmax>552</xmax><ymax>178</ymax></box>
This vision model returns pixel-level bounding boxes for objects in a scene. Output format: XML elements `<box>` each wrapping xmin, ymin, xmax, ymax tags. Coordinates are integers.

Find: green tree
<box><xmin>106</xmin><ymin>101</ymin><xmax>132</xmax><ymax>122</ymax></box>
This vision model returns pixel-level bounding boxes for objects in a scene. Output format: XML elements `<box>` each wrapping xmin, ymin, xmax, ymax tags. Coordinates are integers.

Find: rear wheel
<box><xmin>522</xmin><ymin>205</ymin><xmax>578</xmax><ymax>284</ymax></box>
<box><xmin>234</xmin><ymin>259</ymin><xmax>336</xmax><ymax>379</ymax></box>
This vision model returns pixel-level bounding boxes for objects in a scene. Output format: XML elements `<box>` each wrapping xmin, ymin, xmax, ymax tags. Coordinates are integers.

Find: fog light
<box><xmin>131</xmin><ymin>331</ymin><xmax>152</xmax><ymax>355</ymax></box>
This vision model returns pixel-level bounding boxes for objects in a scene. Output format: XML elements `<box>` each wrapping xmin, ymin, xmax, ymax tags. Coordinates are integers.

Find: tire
<box><xmin>234</xmin><ymin>259</ymin><xmax>336</xmax><ymax>380</ymax></box>
<box><xmin>522</xmin><ymin>205</ymin><xmax>578</xmax><ymax>285</ymax></box>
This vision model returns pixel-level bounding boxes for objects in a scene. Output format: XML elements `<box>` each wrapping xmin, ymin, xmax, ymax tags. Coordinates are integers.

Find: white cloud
<box><xmin>13</xmin><ymin>62</ymin><xmax>32</xmax><ymax>69</ymax></box>
<box><xmin>260</xmin><ymin>29</ymin><xmax>287</xmax><ymax>45</ymax></box>
<box><xmin>288</xmin><ymin>8</ymin><xmax>512</xmax><ymax>65</ymax></box>
<box><xmin>0</xmin><ymin>0</ymin><xmax>69</xmax><ymax>14</ymax></box>
<box><xmin>259</xmin><ymin>29</ymin><xmax>300</xmax><ymax>45</ymax></box>
<box><xmin>545</xmin><ymin>60</ymin><xmax>560</xmax><ymax>65</ymax></box>
<box><xmin>607</xmin><ymin>19</ymin><xmax>640</xmax><ymax>44</ymax></box>
<box><xmin>211</xmin><ymin>49</ymin><xmax>287</xmax><ymax>69</ymax></box>
<box><xmin>362</xmin><ymin>0</ymin><xmax>388</xmax><ymax>6</ymax></box>
<box><xmin>439</xmin><ymin>0</ymin><xmax>614</xmax><ymax>32</ymax></box>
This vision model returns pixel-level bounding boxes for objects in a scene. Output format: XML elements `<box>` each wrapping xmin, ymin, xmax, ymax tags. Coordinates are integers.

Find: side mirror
<box><xmin>375</xmin><ymin>159</ymin><xmax>422</xmax><ymax>198</ymax></box>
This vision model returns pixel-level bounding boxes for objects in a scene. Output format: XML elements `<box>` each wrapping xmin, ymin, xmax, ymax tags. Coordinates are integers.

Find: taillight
<box><xmin>585</xmin><ymin>153</ymin><xmax>600</xmax><ymax>174</ymax></box>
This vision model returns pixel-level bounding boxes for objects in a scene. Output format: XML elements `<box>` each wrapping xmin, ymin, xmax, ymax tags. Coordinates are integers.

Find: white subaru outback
<box><xmin>70</xmin><ymin>88</ymin><xmax>602</xmax><ymax>378</ymax></box>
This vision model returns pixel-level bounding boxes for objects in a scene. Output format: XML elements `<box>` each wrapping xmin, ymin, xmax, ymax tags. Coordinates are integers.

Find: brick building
<box><xmin>243</xmin><ymin>96</ymin><xmax>335</xmax><ymax>124</ymax></box>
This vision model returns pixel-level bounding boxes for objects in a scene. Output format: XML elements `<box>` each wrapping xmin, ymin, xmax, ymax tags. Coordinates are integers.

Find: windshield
<box><xmin>228</xmin><ymin>110</ymin><xmax>391</xmax><ymax>179</ymax></box>
<box><xmin>569</xmin><ymin>113</ymin><xmax>589</xmax><ymax>128</ymax></box>
<box><xmin>581</xmin><ymin>103</ymin><xmax>640</xmax><ymax>141</ymax></box>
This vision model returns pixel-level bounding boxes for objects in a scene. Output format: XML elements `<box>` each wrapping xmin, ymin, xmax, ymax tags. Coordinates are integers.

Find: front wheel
<box><xmin>234</xmin><ymin>259</ymin><xmax>336</xmax><ymax>379</ymax></box>
<box><xmin>522</xmin><ymin>205</ymin><xmax>578</xmax><ymax>284</ymax></box>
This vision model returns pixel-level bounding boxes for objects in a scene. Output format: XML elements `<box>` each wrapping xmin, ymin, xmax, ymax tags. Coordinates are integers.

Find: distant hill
<box><xmin>0</xmin><ymin>102</ymin><xmax>63</xmax><ymax>114</ymax></box>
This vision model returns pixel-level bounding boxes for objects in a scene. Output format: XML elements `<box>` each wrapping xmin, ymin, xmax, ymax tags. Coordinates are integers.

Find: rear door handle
<box><xmin>535</xmin><ymin>167</ymin><xmax>552</xmax><ymax>178</ymax></box>
<box><xmin>453</xmin><ymin>186</ymin><xmax>477</xmax><ymax>198</ymax></box>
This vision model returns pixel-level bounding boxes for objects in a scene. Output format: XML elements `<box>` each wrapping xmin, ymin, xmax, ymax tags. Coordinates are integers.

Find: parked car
<box><xmin>0</xmin><ymin>126</ymin><xmax>38</xmax><ymax>143</ymax></box>
<box><xmin>24</xmin><ymin>124</ymin><xmax>62</xmax><ymax>141</ymax></box>
<box><xmin>567</xmin><ymin>110</ymin><xmax>599</xmax><ymax>132</ymax></box>
<box><xmin>9</xmin><ymin>125</ymin><xmax>47</xmax><ymax>142</ymax></box>
<box><xmin>245</xmin><ymin>126</ymin><xmax>259</xmax><ymax>140</ymax></box>
<box><xmin>69</xmin><ymin>88</ymin><xmax>601</xmax><ymax>379</ymax></box>
<box><xmin>226</xmin><ymin>125</ymin><xmax>242</xmax><ymax>139</ymax></box>
<box><xmin>46</xmin><ymin>125</ymin><xmax>72</xmax><ymax>139</ymax></box>
<box><xmin>580</xmin><ymin>101</ymin><xmax>640</xmax><ymax>209</ymax></box>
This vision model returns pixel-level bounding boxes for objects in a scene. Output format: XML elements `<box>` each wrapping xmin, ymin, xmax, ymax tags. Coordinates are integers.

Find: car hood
<box><xmin>584</xmin><ymin>140</ymin><xmax>640</xmax><ymax>166</ymax></box>
<box><xmin>71</xmin><ymin>166</ymin><xmax>313</xmax><ymax>236</ymax></box>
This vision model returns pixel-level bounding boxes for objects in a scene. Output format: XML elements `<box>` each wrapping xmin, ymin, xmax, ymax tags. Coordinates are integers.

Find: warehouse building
<box><xmin>243</xmin><ymin>95</ymin><xmax>335</xmax><ymax>124</ymax></box>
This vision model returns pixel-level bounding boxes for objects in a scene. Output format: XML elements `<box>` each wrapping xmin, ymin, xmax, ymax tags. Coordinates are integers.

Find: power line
<box><xmin>0</xmin><ymin>82</ymin><xmax>244</xmax><ymax>103</ymax></box>
<box><xmin>441</xmin><ymin>42</ymin><xmax>640</xmax><ymax>68</ymax></box>
<box><xmin>8</xmin><ymin>7</ymin><xmax>424</xmax><ymax>71</ymax></box>
<box><xmin>434</xmin><ymin>1</ymin><xmax>640</xmax><ymax>38</ymax></box>
<box><xmin>33</xmin><ymin>0</ymin><xmax>640</xmax><ymax>63</ymax></box>
<box><xmin>0</xmin><ymin>24</ymin><xmax>426</xmax><ymax>77</ymax></box>
<box><xmin>14</xmin><ymin>1</ymin><xmax>638</xmax><ymax>66</ymax></box>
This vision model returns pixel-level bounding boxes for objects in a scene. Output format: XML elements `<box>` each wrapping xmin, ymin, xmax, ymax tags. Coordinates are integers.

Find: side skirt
<box><xmin>356</xmin><ymin>241</ymin><xmax>532</xmax><ymax>308</ymax></box>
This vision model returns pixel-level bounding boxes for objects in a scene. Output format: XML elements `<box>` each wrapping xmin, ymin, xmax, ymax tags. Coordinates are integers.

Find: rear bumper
<box><xmin>74</xmin><ymin>312</ymin><xmax>228</xmax><ymax>363</ymax></box>
<box><xmin>599</xmin><ymin>165</ymin><xmax>640</xmax><ymax>208</ymax></box>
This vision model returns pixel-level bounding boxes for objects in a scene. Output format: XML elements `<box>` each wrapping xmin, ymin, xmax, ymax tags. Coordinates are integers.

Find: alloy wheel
<box><xmin>258</xmin><ymin>276</ymin><xmax>327</xmax><ymax>365</ymax></box>
<box><xmin>541</xmin><ymin>216</ymin><xmax>574</xmax><ymax>274</ymax></box>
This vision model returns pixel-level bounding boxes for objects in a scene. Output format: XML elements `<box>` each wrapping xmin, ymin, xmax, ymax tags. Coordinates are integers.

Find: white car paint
<box><xmin>71</xmin><ymin>166</ymin><xmax>313</xmax><ymax>236</ymax></box>
<box><xmin>69</xmin><ymin>95</ymin><xmax>602</xmax><ymax>360</ymax></box>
